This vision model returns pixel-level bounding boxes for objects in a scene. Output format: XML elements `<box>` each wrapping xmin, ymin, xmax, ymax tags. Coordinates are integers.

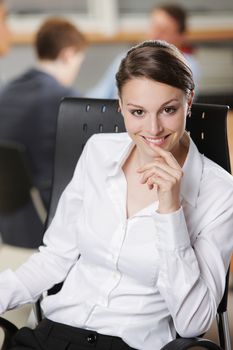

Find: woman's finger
<box><xmin>138</xmin><ymin>160</ymin><xmax>183</xmax><ymax>181</ymax></box>
<box><xmin>140</xmin><ymin>166</ymin><xmax>177</xmax><ymax>185</ymax></box>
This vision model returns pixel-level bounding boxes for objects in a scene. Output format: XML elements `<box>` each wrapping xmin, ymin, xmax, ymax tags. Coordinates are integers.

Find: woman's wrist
<box><xmin>157</xmin><ymin>201</ymin><xmax>181</xmax><ymax>214</ymax></box>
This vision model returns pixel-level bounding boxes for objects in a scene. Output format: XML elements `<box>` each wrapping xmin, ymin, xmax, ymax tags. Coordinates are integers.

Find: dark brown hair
<box><xmin>151</xmin><ymin>4</ymin><xmax>187</xmax><ymax>33</ymax></box>
<box><xmin>35</xmin><ymin>17</ymin><xmax>87</xmax><ymax>60</ymax></box>
<box><xmin>116</xmin><ymin>40</ymin><xmax>195</xmax><ymax>97</ymax></box>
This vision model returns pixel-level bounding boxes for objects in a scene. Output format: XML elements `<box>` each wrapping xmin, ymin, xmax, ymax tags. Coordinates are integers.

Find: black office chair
<box><xmin>0</xmin><ymin>141</ymin><xmax>47</xmax><ymax>247</ymax></box>
<box><xmin>0</xmin><ymin>141</ymin><xmax>46</xmax><ymax>221</ymax></box>
<box><xmin>0</xmin><ymin>98</ymin><xmax>231</xmax><ymax>350</ymax></box>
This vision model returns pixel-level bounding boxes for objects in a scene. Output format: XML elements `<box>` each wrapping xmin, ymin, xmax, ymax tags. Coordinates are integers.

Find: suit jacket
<box><xmin>0</xmin><ymin>68</ymin><xmax>78</xmax><ymax>248</ymax></box>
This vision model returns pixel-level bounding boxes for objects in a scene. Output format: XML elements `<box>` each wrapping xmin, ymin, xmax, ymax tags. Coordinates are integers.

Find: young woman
<box><xmin>0</xmin><ymin>40</ymin><xmax>233</xmax><ymax>350</ymax></box>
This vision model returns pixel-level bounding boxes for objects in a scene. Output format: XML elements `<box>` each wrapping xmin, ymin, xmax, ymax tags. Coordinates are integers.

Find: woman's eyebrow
<box><xmin>126</xmin><ymin>103</ymin><xmax>144</xmax><ymax>108</ymax></box>
<box><xmin>126</xmin><ymin>99</ymin><xmax>180</xmax><ymax>109</ymax></box>
<box><xmin>160</xmin><ymin>98</ymin><xmax>180</xmax><ymax>108</ymax></box>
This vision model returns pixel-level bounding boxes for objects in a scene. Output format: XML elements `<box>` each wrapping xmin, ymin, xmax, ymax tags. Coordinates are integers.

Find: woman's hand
<box><xmin>137</xmin><ymin>146</ymin><xmax>183</xmax><ymax>214</ymax></box>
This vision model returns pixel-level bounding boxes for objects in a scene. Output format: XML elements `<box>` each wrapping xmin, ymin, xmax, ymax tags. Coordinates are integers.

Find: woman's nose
<box><xmin>147</xmin><ymin>116</ymin><xmax>163</xmax><ymax>134</ymax></box>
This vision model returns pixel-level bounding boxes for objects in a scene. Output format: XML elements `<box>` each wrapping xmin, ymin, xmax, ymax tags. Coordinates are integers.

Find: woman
<box><xmin>0</xmin><ymin>40</ymin><xmax>233</xmax><ymax>350</ymax></box>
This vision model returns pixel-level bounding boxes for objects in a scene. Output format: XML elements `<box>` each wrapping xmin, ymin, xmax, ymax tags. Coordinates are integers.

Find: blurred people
<box><xmin>0</xmin><ymin>0</ymin><xmax>11</xmax><ymax>85</ymax></box>
<box><xmin>148</xmin><ymin>4</ymin><xmax>199</xmax><ymax>83</ymax></box>
<box><xmin>87</xmin><ymin>3</ymin><xmax>199</xmax><ymax>99</ymax></box>
<box><xmin>0</xmin><ymin>17</ymin><xmax>87</xmax><ymax>248</ymax></box>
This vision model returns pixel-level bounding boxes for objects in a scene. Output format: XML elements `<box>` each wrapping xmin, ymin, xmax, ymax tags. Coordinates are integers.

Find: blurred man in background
<box><xmin>0</xmin><ymin>17</ymin><xmax>87</xmax><ymax>248</ymax></box>
<box><xmin>87</xmin><ymin>3</ymin><xmax>199</xmax><ymax>99</ymax></box>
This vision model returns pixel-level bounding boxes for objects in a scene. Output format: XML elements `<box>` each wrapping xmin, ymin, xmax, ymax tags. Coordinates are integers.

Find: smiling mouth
<box><xmin>142</xmin><ymin>135</ymin><xmax>170</xmax><ymax>146</ymax></box>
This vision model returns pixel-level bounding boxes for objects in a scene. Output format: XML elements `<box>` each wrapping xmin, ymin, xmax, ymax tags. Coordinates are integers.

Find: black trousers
<box><xmin>9</xmin><ymin>318</ymin><xmax>137</xmax><ymax>350</ymax></box>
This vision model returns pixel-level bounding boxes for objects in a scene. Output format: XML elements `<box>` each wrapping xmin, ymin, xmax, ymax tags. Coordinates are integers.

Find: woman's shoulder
<box><xmin>189</xmin><ymin>137</ymin><xmax>233</xmax><ymax>190</ymax></box>
<box><xmin>203</xmin><ymin>156</ymin><xmax>233</xmax><ymax>182</ymax></box>
<box><xmin>202</xmin><ymin>155</ymin><xmax>233</xmax><ymax>197</ymax></box>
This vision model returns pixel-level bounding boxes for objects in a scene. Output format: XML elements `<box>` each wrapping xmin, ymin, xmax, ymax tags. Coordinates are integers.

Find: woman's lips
<box><xmin>142</xmin><ymin>135</ymin><xmax>169</xmax><ymax>147</ymax></box>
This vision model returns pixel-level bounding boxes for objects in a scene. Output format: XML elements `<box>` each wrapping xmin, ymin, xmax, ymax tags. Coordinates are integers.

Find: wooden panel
<box><xmin>10</xmin><ymin>28</ymin><xmax>233</xmax><ymax>46</ymax></box>
<box><xmin>227</xmin><ymin>110</ymin><xmax>233</xmax><ymax>273</ymax></box>
<box><xmin>227</xmin><ymin>110</ymin><xmax>233</xmax><ymax>173</ymax></box>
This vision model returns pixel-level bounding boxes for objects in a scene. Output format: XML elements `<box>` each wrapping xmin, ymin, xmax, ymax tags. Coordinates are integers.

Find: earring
<box><xmin>187</xmin><ymin>107</ymin><xmax>192</xmax><ymax>118</ymax></box>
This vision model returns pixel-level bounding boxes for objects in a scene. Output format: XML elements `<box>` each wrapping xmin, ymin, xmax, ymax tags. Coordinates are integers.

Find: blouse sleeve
<box><xmin>0</xmin><ymin>139</ymin><xmax>90</xmax><ymax>314</ymax></box>
<box><xmin>154</xmin><ymin>185</ymin><xmax>233</xmax><ymax>338</ymax></box>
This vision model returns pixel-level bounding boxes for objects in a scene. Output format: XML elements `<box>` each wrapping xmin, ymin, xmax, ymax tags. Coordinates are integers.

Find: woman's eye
<box><xmin>131</xmin><ymin>109</ymin><xmax>144</xmax><ymax>117</ymax></box>
<box><xmin>163</xmin><ymin>106</ymin><xmax>176</xmax><ymax>115</ymax></box>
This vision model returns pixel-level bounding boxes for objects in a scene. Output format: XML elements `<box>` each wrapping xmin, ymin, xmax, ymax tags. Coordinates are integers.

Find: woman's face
<box><xmin>119</xmin><ymin>77</ymin><xmax>193</xmax><ymax>163</ymax></box>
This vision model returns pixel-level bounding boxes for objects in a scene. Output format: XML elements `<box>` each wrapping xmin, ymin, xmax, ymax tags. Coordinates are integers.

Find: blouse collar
<box><xmin>105</xmin><ymin>132</ymin><xmax>203</xmax><ymax>207</ymax></box>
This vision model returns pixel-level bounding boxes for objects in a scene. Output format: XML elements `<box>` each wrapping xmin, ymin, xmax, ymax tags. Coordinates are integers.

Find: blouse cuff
<box><xmin>0</xmin><ymin>269</ymin><xmax>32</xmax><ymax>314</ymax></box>
<box><xmin>152</xmin><ymin>207</ymin><xmax>191</xmax><ymax>251</ymax></box>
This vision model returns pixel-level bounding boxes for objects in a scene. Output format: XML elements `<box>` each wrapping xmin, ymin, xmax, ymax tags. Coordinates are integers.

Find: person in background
<box><xmin>0</xmin><ymin>40</ymin><xmax>232</xmax><ymax>350</ymax></box>
<box><xmin>87</xmin><ymin>3</ymin><xmax>199</xmax><ymax>99</ymax></box>
<box><xmin>0</xmin><ymin>0</ymin><xmax>11</xmax><ymax>86</ymax></box>
<box><xmin>0</xmin><ymin>17</ymin><xmax>87</xmax><ymax>248</ymax></box>
<box><xmin>148</xmin><ymin>4</ymin><xmax>199</xmax><ymax>84</ymax></box>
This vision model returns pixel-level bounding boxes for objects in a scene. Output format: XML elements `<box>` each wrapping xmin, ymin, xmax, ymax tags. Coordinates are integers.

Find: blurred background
<box><xmin>0</xmin><ymin>0</ymin><xmax>233</xmax><ymax>104</ymax></box>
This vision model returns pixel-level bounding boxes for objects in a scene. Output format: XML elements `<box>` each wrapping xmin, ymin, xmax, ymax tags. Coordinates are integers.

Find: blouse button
<box><xmin>86</xmin><ymin>333</ymin><xmax>97</xmax><ymax>344</ymax></box>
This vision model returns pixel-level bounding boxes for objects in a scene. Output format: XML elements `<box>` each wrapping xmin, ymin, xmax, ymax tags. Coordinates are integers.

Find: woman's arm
<box><xmin>0</xmin><ymin>139</ymin><xmax>90</xmax><ymax>314</ymax></box>
<box><xmin>138</xmin><ymin>144</ymin><xmax>233</xmax><ymax>337</ymax></box>
<box><xmin>154</xmin><ymin>200</ymin><xmax>233</xmax><ymax>337</ymax></box>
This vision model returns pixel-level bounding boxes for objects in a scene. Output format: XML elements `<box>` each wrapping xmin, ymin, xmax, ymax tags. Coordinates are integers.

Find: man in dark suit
<box><xmin>0</xmin><ymin>17</ymin><xmax>87</xmax><ymax>248</ymax></box>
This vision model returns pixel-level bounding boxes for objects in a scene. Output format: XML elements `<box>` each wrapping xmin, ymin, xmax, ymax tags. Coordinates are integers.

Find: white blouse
<box><xmin>1</xmin><ymin>132</ymin><xmax>233</xmax><ymax>350</ymax></box>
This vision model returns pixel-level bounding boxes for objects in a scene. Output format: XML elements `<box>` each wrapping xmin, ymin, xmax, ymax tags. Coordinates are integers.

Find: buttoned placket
<box><xmin>87</xmin><ymin>168</ymin><xmax>129</xmax><ymax>312</ymax></box>
<box><xmin>106</xmin><ymin>167</ymin><xmax>128</xmax><ymax>265</ymax></box>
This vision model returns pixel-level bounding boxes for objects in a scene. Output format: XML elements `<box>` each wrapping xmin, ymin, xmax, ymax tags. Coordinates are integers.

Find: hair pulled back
<box><xmin>116</xmin><ymin>40</ymin><xmax>195</xmax><ymax>97</ymax></box>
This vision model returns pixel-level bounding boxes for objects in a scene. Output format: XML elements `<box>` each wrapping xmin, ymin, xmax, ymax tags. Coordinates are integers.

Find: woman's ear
<box><xmin>118</xmin><ymin>98</ymin><xmax>123</xmax><ymax>115</ymax></box>
<box><xmin>186</xmin><ymin>90</ymin><xmax>195</xmax><ymax>117</ymax></box>
<box><xmin>188</xmin><ymin>90</ymin><xmax>195</xmax><ymax>109</ymax></box>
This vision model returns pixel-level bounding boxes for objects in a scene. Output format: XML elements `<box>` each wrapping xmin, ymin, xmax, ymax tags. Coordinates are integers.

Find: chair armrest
<box><xmin>0</xmin><ymin>317</ymin><xmax>18</xmax><ymax>350</ymax></box>
<box><xmin>160</xmin><ymin>337</ymin><xmax>223</xmax><ymax>350</ymax></box>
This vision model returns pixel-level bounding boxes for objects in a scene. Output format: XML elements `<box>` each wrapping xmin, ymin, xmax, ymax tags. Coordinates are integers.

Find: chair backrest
<box><xmin>185</xmin><ymin>103</ymin><xmax>230</xmax><ymax>172</ymax></box>
<box><xmin>0</xmin><ymin>141</ymin><xmax>32</xmax><ymax>213</ymax></box>
<box><xmin>46</xmin><ymin>98</ymin><xmax>125</xmax><ymax>226</ymax></box>
<box><xmin>45</xmin><ymin>97</ymin><xmax>231</xmax><ymax>349</ymax></box>
<box><xmin>0</xmin><ymin>140</ymin><xmax>47</xmax><ymax>248</ymax></box>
